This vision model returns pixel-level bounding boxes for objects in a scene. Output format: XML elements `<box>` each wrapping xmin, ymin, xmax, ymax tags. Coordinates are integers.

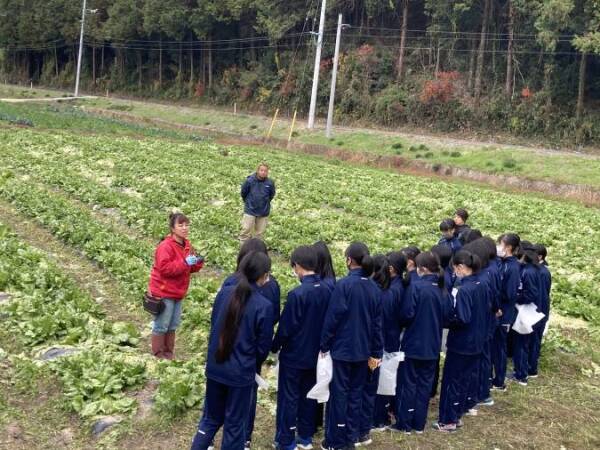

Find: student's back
<box><xmin>518</xmin><ymin>263</ymin><xmax>542</xmax><ymax>309</ymax></box>
<box><xmin>206</xmin><ymin>284</ymin><xmax>274</xmax><ymax>386</ymax></box>
<box><xmin>447</xmin><ymin>275</ymin><xmax>489</xmax><ymax>356</ymax></box>
<box><xmin>273</xmin><ymin>274</ymin><xmax>332</xmax><ymax>369</ymax></box>
<box><xmin>500</xmin><ymin>256</ymin><xmax>521</xmax><ymax>325</ymax></box>
<box><xmin>538</xmin><ymin>263</ymin><xmax>551</xmax><ymax>317</ymax></box>
<box><xmin>321</xmin><ymin>268</ymin><xmax>383</xmax><ymax>362</ymax></box>
<box><xmin>401</xmin><ymin>274</ymin><xmax>451</xmax><ymax>360</ymax></box>
<box><xmin>381</xmin><ymin>277</ymin><xmax>405</xmax><ymax>353</ymax></box>
<box><xmin>223</xmin><ymin>272</ymin><xmax>281</xmax><ymax>324</ymax></box>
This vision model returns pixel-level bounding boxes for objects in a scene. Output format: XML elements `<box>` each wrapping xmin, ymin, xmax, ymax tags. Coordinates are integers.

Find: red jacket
<box><xmin>148</xmin><ymin>236</ymin><xmax>204</xmax><ymax>300</ymax></box>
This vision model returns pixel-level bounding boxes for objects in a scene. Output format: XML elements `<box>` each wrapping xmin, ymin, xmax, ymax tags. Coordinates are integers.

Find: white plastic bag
<box><xmin>376</xmin><ymin>351</ymin><xmax>405</xmax><ymax>396</ymax></box>
<box><xmin>307</xmin><ymin>352</ymin><xmax>333</xmax><ymax>403</ymax></box>
<box><xmin>512</xmin><ymin>303</ymin><xmax>545</xmax><ymax>335</ymax></box>
<box><xmin>255</xmin><ymin>373</ymin><xmax>269</xmax><ymax>390</ymax></box>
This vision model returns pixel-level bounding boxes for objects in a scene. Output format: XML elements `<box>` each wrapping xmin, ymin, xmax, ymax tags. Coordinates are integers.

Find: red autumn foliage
<box><xmin>194</xmin><ymin>82</ymin><xmax>205</xmax><ymax>97</ymax></box>
<box><xmin>521</xmin><ymin>87</ymin><xmax>532</xmax><ymax>98</ymax></box>
<box><xmin>420</xmin><ymin>71</ymin><xmax>461</xmax><ymax>104</ymax></box>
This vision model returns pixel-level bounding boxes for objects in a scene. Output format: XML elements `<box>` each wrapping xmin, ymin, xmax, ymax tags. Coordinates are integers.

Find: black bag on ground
<box><xmin>143</xmin><ymin>292</ymin><xmax>165</xmax><ymax>316</ymax></box>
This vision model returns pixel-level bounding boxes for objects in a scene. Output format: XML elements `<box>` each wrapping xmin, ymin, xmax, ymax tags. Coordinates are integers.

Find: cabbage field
<box><xmin>1</xmin><ymin>125</ymin><xmax>599</xmax><ymax>449</ymax></box>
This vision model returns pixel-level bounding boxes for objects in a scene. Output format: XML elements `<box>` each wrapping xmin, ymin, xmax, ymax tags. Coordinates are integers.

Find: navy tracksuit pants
<box><xmin>358</xmin><ymin>367</ymin><xmax>380</xmax><ymax>436</ymax></box>
<box><xmin>491</xmin><ymin>324</ymin><xmax>510</xmax><ymax>387</ymax></box>
<box><xmin>395</xmin><ymin>357</ymin><xmax>437</xmax><ymax>432</ymax></box>
<box><xmin>512</xmin><ymin>332</ymin><xmax>531</xmax><ymax>381</ymax></box>
<box><xmin>325</xmin><ymin>360</ymin><xmax>368</xmax><ymax>449</ymax></box>
<box><xmin>191</xmin><ymin>378</ymin><xmax>253</xmax><ymax>450</ymax></box>
<box><xmin>438</xmin><ymin>351</ymin><xmax>479</xmax><ymax>425</ymax></box>
<box><xmin>478</xmin><ymin>339</ymin><xmax>492</xmax><ymax>402</ymax></box>
<box><xmin>275</xmin><ymin>363</ymin><xmax>318</xmax><ymax>446</ymax></box>
<box><xmin>528</xmin><ymin>319</ymin><xmax>545</xmax><ymax>375</ymax></box>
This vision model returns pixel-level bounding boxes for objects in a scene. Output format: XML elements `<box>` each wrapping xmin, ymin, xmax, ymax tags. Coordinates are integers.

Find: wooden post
<box><xmin>234</xmin><ymin>102</ymin><xmax>237</xmax><ymax>115</ymax></box>
<box><xmin>288</xmin><ymin>110</ymin><xmax>298</xmax><ymax>142</ymax></box>
<box><xmin>266</xmin><ymin>108</ymin><xmax>280</xmax><ymax>139</ymax></box>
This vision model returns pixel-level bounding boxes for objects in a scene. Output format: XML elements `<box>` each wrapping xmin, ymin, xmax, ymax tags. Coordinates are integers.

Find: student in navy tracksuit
<box><xmin>372</xmin><ymin>252</ymin><xmax>407</xmax><ymax>430</ymax></box>
<box><xmin>529</xmin><ymin>244</ymin><xmax>552</xmax><ymax>377</ymax></box>
<box><xmin>435</xmin><ymin>250</ymin><xmax>488</xmax><ymax>432</ymax></box>
<box><xmin>453</xmin><ymin>208</ymin><xmax>471</xmax><ymax>244</ymax></box>
<box><xmin>313</xmin><ymin>240</ymin><xmax>337</xmax><ymax>431</ymax></box>
<box><xmin>394</xmin><ymin>252</ymin><xmax>451</xmax><ymax>434</ymax></box>
<box><xmin>320</xmin><ymin>242</ymin><xmax>383</xmax><ymax>450</ymax></box>
<box><xmin>401</xmin><ymin>246</ymin><xmax>421</xmax><ymax>291</ymax></box>
<box><xmin>220</xmin><ymin>239</ymin><xmax>281</xmax><ymax>449</ymax></box>
<box><xmin>476</xmin><ymin>237</ymin><xmax>502</xmax><ymax>406</ymax></box>
<box><xmin>191</xmin><ymin>252</ymin><xmax>274</xmax><ymax>450</ymax></box>
<box><xmin>314</xmin><ymin>241</ymin><xmax>337</xmax><ymax>291</ymax></box>
<box><xmin>510</xmin><ymin>243</ymin><xmax>542</xmax><ymax>385</ymax></box>
<box><xmin>272</xmin><ymin>246</ymin><xmax>333</xmax><ymax>450</ymax></box>
<box><xmin>460</xmin><ymin>239</ymin><xmax>496</xmax><ymax>414</ymax></box>
<box><xmin>491</xmin><ymin>234</ymin><xmax>521</xmax><ymax>391</ymax></box>
<box><xmin>429</xmin><ymin>244</ymin><xmax>455</xmax><ymax>399</ymax></box>
<box><xmin>438</xmin><ymin>219</ymin><xmax>462</xmax><ymax>254</ymax></box>
<box><xmin>357</xmin><ymin>255</ymin><xmax>390</xmax><ymax>440</ymax></box>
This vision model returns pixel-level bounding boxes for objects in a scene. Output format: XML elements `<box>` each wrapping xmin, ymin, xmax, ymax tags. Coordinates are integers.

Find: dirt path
<box><xmin>0</xmin><ymin>96</ymin><xmax>96</xmax><ymax>103</ymax></box>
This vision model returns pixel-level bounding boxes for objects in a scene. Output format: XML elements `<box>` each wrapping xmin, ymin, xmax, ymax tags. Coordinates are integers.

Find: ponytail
<box><xmin>372</xmin><ymin>254</ymin><xmax>391</xmax><ymax>290</ymax></box>
<box><xmin>452</xmin><ymin>249</ymin><xmax>482</xmax><ymax>273</ymax></box>
<box><xmin>216</xmin><ymin>251</ymin><xmax>271</xmax><ymax>363</ymax></box>
<box><xmin>345</xmin><ymin>242</ymin><xmax>374</xmax><ymax>277</ymax></box>
<box><xmin>518</xmin><ymin>241</ymin><xmax>540</xmax><ymax>266</ymax></box>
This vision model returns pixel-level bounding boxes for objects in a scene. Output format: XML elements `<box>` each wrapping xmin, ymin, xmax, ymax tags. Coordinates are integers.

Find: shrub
<box><xmin>450</xmin><ymin>151</ymin><xmax>462</xmax><ymax>158</ymax></box>
<box><xmin>502</xmin><ymin>158</ymin><xmax>518</xmax><ymax>169</ymax></box>
<box><xmin>424</xmin><ymin>152</ymin><xmax>434</xmax><ymax>158</ymax></box>
<box><xmin>391</xmin><ymin>142</ymin><xmax>403</xmax><ymax>149</ymax></box>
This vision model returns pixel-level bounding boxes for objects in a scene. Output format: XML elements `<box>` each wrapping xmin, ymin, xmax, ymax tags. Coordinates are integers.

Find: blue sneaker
<box><xmin>297</xmin><ymin>436</ymin><xmax>314</xmax><ymax>450</ymax></box>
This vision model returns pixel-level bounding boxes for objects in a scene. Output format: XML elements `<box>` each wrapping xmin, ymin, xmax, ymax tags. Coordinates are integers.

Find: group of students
<box><xmin>164</xmin><ymin>208</ymin><xmax>552</xmax><ymax>450</ymax></box>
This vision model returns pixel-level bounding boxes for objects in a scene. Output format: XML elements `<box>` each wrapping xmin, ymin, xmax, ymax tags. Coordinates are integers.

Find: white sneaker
<box><xmin>466</xmin><ymin>408</ymin><xmax>478</xmax><ymax>416</ymax></box>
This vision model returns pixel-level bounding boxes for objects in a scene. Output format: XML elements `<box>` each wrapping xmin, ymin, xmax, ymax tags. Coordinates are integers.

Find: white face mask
<box><xmin>496</xmin><ymin>245</ymin><xmax>506</xmax><ymax>258</ymax></box>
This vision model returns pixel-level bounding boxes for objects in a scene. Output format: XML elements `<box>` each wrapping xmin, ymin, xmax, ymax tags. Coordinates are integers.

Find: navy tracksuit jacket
<box><xmin>529</xmin><ymin>263</ymin><xmax>551</xmax><ymax>375</ymax></box>
<box><xmin>320</xmin><ymin>269</ymin><xmax>383</xmax><ymax>448</ymax></box>
<box><xmin>395</xmin><ymin>274</ymin><xmax>451</xmax><ymax>432</ymax></box>
<box><xmin>512</xmin><ymin>263</ymin><xmax>542</xmax><ymax>381</ymax></box>
<box><xmin>438</xmin><ymin>236</ymin><xmax>463</xmax><ymax>254</ymax></box>
<box><xmin>192</xmin><ymin>285</ymin><xmax>274</xmax><ymax>450</ymax></box>
<box><xmin>223</xmin><ymin>273</ymin><xmax>281</xmax><ymax>442</ymax></box>
<box><xmin>241</xmin><ymin>174</ymin><xmax>276</xmax><ymax>217</ymax></box>
<box><xmin>372</xmin><ymin>277</ymin><xmax>405</xmax><ymax>428</ymax></box>
<box><xmin>492</xmin><ymin>256</ymin><xmax>520</xmax><ymax>388</ymax></box>
<box><xmin>271</xmin><ymin>274</ymin><xmax>333</xmax><ymax>446</ymax></box>
<box><xmin>439</xmin><ymin>275</ymin><xmax>488</xmax><ymax>425</ymax></box>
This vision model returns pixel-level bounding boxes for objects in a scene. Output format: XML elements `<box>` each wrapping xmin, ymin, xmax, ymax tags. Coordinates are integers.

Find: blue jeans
<box><xmin>152</xmin><ymin>299</ymin><xmax>182</xmax><ymax>334</ymax></box>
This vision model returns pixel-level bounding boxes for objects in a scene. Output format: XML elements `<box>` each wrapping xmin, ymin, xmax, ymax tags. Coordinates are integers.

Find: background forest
<box><xmin>1</xmin><ymin>0</ymin><xmax>599</xmax><ymax>144</ymax></box>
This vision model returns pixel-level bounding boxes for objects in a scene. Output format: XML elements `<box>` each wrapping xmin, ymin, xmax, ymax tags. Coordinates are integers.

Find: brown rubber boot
<box><xmin>151</xmin><ymin>333</ymin><xmax>166</xmax><ymax>358</ymax></box>
<box><xmin>164</xmin><ymin>331</ymin><xmax>176</xmax><ymax>360</ymax></box>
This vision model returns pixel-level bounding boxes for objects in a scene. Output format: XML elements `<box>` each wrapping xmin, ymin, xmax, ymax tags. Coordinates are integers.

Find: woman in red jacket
<box><xmin>148</xmin><ymin>212</ymin><xmax>204</xmax><ymax>359</ymax></box>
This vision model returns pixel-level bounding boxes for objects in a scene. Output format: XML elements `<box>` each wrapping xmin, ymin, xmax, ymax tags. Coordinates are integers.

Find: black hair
<box><xmin>533</xmin><ymin>243</ymin><xmax>548</xmax><ymax>261</ymax></box>
<box><xmin>401</xmin><ymin>246</ymin><xmax>421</xmax><ymax>265</ymax></box>
<box><xmin>501</xmin><ymin>233</ymin><xmax>521</xmax><ymax>255</ymax></box>
<box><xmin>313</xmin><ymin>241</ymin><xmax>336</xmax><ymax>280</ymax></box>
<box><xmin>452</xmin><ymin>249</ymin><xmax>482</xmax><ymax>273</ymax></box>
<box><xmin>216</xmin><ymin>251</ymin><xmax>271</xmax><ymax>363</ymax></box>
<box><xmin>387</xmin><ymin>251</ymin><xmax>407</xmax><ymax>279</ymax></box>
<box><xmin>169</xmin><ymin>212</ymin><xmax>189</xmax><ymax>229</ymax></box>
<box><xmin>440</xmin><ymin>218</ymin><xmax>456</xmax><ymax>232</ymax></box>
<box><xmin>430</xmin><ymin>244</ymin><xmax>452</xmax><ymax>269</ymax></box>
<box><xmin>463</xmin><ymin>229</ymin><xmax>483</xmax><ymax>244</ymax></box>
<box><xmin>518</xmin><ymin>240</ymin><xmax>540</xmax><ymax>266</ymax></box>
<box><xmin>455</xmin><ymin>208</ymin><xmax>469</xmax><ymax>222</ymax></box>
<box><xmin>462</xmin><ymin>239</ymin><xmax>489</xmax><ymax>269</ymax></box>
<box><xmin>236</xmin><ymin>238</ymin><xmax>268</xmax><ymax>271</ymax></box>
<box><xmin>372</xmin><ymin>254</ymin><xmax>391</xmax><ymax>290</ymax></box>
<box><xmin>480</xmin><ymin>236</ymin><xmax>498</xmax><ymax>261</ymax></box>
<box><xmin>345</xmin><ymin>242</ymin><xmax>374</xmax><ymax>277</ymax></box>
<box><xmin>291</xmin><ymin>245</ymin><xmax>317</xmax><ymax>272</ymax></box>
<box><xmin>415</xmin><ymin>251</ymin><xmax>445</xmax><ymax>290</ymax></box>
<box><xmin>496</xmin><ymin>233</ymin><xmax>506</xmax><ymax>244</ymax></box>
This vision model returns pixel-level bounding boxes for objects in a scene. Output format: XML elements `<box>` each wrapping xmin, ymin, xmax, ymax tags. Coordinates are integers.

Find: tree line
<box><xmin>1</xmin><ymin>0</ymin><xmax>599</xmax><ymax>144</ymax></box>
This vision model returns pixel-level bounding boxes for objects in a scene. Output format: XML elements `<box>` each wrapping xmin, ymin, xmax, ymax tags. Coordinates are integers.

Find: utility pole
<box><xmin>326</xmin><ymin>14</ymin><xmax>347</xmax><ymax>138</ymax></box>
<box><xmin>74</xmin><ymin>0</ymin><xmax>87</xmax><ymax>97</ymax></box>
<box><xmin>308</xmin><ymin>0</ymin><xmax>326</xmax><ymax>129</ymax></box>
